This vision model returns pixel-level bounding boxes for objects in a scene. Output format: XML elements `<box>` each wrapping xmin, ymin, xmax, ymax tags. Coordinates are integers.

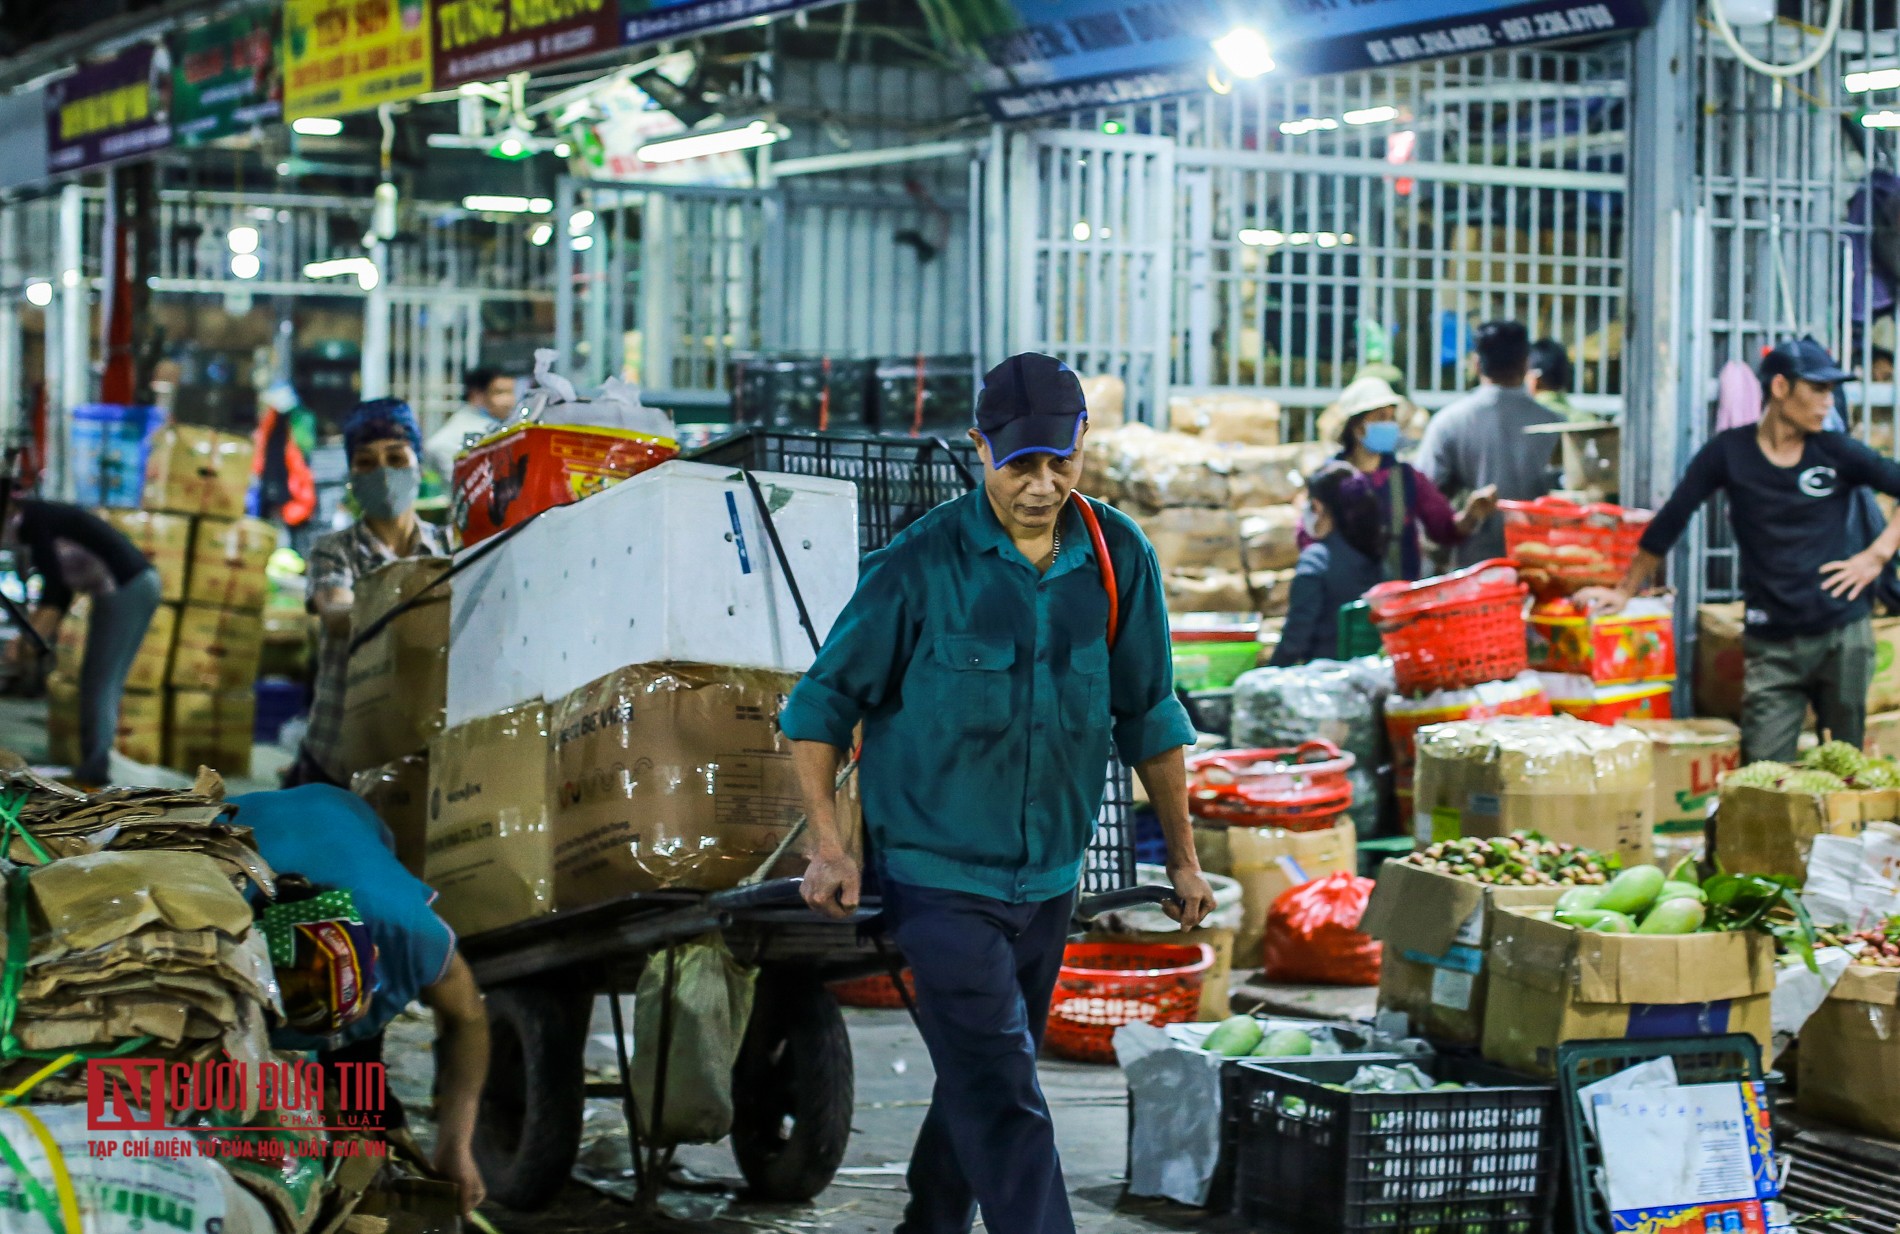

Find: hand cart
<box><xmin>459</xmin><ymin>880</ymin><xmax>1180</xmax><ymax>1213</ymax></box>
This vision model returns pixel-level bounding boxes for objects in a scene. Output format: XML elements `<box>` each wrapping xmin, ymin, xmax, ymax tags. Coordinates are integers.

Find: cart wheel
<box><xmin>474</xmin><ymin>981</ymin><xmax>592</xmax><ymax>1211</ymax></box>
<box><xmin>730</xmin><ymin>970</ymin><xmax>855</xmax><ymax>1201</ymax></box>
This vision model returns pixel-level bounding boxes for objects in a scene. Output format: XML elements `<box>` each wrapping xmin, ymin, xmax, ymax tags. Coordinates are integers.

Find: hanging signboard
<box><xmin>45</xmin><ymin>42</ymin><xmax>174</xmax><ymax>174</ymax></box>
<box><xmin>283</xmin><ymin>0</ymin><xmax>432</xmax><ymax>119</ymax></box>
<box><xmin>434</xmin><ymin>0</ymin><xmax>621</xmax><ymax>89</ymax></box>
<box><xmin>172</xmin><ymin>9</ymin><xmax>283</xmax><ymax>146</ymax></box>
<box><xmin>967</xmin><ymin>0</ymin><xmax>1650</xmax><ymax>119</ymax></box>
<box><xmin>622</xmin><ymin>0</ymin><xmax>848</xmax><ymax>48</ymax></box>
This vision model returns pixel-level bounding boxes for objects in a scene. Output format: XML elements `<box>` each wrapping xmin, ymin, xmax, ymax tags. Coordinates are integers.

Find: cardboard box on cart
<box><xmin>1796</xmin><ymin>964</ymin><xmax>1900</xmax><ymax>1139</ymax></box>
<box><xmin>1482</xmin><ymin>905</ymin><xmax>1776</xmax><ymax>1077</ymax></box>
<box><xmin>425</xmin><ymin>702</ymin><xmax>555</xmax><ymax>937</ymax></box>
<box><xmin>1358</xmin><ymin>859</ymin><xmax>1564</xmax><ymax>1046</ymax></box>
<box><xmin>337</xmin><ymin>557</ymin><xmax>451</xmax><ymax>776</ymax></box>
<box><xmin>548</xmin><ymin>662</ymin><xmax>862</xmax><ymax>911</ymax></box>
<box><xmin>353</xmin><ymin>753</ymin><xmax>430</xmax><ymax>879</ymax></box>
<box><xmin>1411</xmin><ymin>715</ymin><xmax>1655</xmax><ymax>868</ymax></box>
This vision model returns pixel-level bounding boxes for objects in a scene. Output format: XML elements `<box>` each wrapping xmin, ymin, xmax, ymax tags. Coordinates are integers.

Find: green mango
<box><xmin>1656</xmin><ymin>881</ymin><xmax>1706</xmax><ymax>904</ymax></box>
<box><xmin>1202</xmin><ymin>1015</ymin><xmax>1264</xmax><ymax>1057</ymax></box>
<box><xmin>1253</xmin><ymin>1028</ymin><xmax>1314</xmax><ymax>1057</ymax></box>
<box><xmin>1555</xmin><ymin>885</ymin><xmax>1605</xmax><ymax>913</ymax></box>
<box><xmin>1636</xmin><ymin>899</ymin><xmax>1706</xmax><ymax>934</ymax></box>
<box><xmin>1557</xmin><ymin>908</ymin><xmax>1636</xmax><ymax>933</ymax></box>
<box><xmin>1595</xmin><ymin>865</ymin><xmax>1666</xmax><ymax>916</ymax></box>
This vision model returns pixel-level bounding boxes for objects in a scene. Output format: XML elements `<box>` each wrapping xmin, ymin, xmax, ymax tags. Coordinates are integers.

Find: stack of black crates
<box><xmin>730</xmin><ymin>353</ymin><xmax>976</xmax><ymax>434</ymax></box>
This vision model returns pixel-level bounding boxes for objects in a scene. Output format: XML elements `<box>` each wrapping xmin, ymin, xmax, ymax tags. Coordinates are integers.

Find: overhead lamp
<box><xmin>555</xmin><ymin>141</ymin><xmax>573</xmax><ymax>157</ymax></box>
<box><xmin>571</xmin><ymin>235</ymin><xmax>595</xmax><ymax>251</ymax></box>
<box><xmin>1316</xmin><ymin>233</ymin><xmax>1339</xmax><ymax>248</ymax></box>
<box><xmin>231</xmin><ymin>252</ymin><xmax>260</xmax><ymax>279</ymax></box>
<box><xmin>1211</xmin><ymin>27</ymin><xmax>1275</xmax><ymax>80</ymax></box>
<box><xmin>636</xmin><ymin>118</ymin><xmax>787</xmax><ymax>164</ymax></box>
<box><xmin>529</xmin><ymin>224</ymin><xmax>553</xmax><ymax>246</ymax></box>
<box><xmin>303</xmin><ymin>256</ymin><xmax>379</xmax><ymax>290</ymax></box>
<box><xmin>291</xmin><ymin>116</ymin><xmax>343</xmax><ymax>136</ymax></box>
<box><xmin>1072</xmin><ymin>222</ymin><xmax>1092</xmax><ymax>241</ymax></box>
<box><xmin>462</xmin><ymin>195</ymin><xmax>553</xmax><ymax>214</ymax></box>
<box><xmin>569</xmin><ymin>209</ymin><xmax>596</xmax><ymax>235</ymax></box>
<box><xmin>1848</xmin><ymin>67</ymin><xmax>1900</xmax><ymax>93</ymax></box>
<box><xmin>1280</xmin><ymin>117</ymin><xmax>1339</xmax><ymax>136</ymax></box>
<box><xmin>1863</xmin><ymin>111</ymin><xmax>1900</xmax><ymax>128</ymax></box>
<box><xmin>24</xmin><ymin>280</ymin><xmax>51</xmax><ymax>307</ymax></box>
<box><xmin>227</xmin><ymin>226</ymin><xmax>259</xmax><ymax>255</ymax></box>
<box><xmin>489</xmin><ymin>125</ymin><xmax>534</xmax><ymax>160</ymax></box>
<box><xmin>1344</xmin><ymin>105</ymin><xmax>1399</xmax><ymax>125</ymax></box>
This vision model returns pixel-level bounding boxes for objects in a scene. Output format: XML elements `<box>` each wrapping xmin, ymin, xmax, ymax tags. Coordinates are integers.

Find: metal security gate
<box><xmin>1001</xmin><ymin>131</ymin><xmax>1177</xmax><ymax>425</ymax></box>
<box><xmin>1035</xmin><ymin>47</ymin><xmax>1631</xmax><ymax>436</ymax></box>
<box><xmin>389</xmin><ymin>292</ymin><xmax>483</xmax><ymax>430</ymax></box>
<box><xmin>559</xmin><ymin>175</ymin><xmax>975</xmax><ymax>409</ymax></box>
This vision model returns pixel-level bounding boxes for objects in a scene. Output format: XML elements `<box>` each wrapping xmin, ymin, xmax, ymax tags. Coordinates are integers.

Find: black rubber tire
<box><xmin>730</xmin><ymin>970</ymin><xmax>856</xmax><ymax>1201</ymax></box>
<box><xmin>474</xmin><ymin>981</ymin><xmax>593</xmax><ymax>1211</ymax></box>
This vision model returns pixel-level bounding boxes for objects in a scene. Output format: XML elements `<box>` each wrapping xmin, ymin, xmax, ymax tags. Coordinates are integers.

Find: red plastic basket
<box><xmin>1186</xmin><ymin>742</ymin><xmax>1356</xmax><ymax>831</ymax></box>
<box><xmin>1500</xmin><ymin>497</ymin><xmax>1652</xmax><ymax>599</ymax></box>
<box><xmin>828</xmin><ymin>969</ymin><xmax>916</xmax><ymax>1009</ymax></box>
<box><xmin>1044</xmin><ymin>941</ymin><xmax>1215</xmax><ymax>1064</ymax></box>
<box><xmin>1366</xmin><ymin>559</ymin><xmax>1529</xmax><ymax>694</ymax></box>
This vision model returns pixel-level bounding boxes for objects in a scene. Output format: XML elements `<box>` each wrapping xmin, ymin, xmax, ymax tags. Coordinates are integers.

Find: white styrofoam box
<box><xmin>447</xmin><ymin>460</ymin><xmax>859</xmax><ymax>727</ymax></box>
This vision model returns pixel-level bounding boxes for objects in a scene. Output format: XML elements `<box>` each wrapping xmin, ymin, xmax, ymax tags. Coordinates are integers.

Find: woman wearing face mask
<box><xmin>284</xmin><ymin>398</ymin><xmax>447</xmax><ymax>788</ymax></box>
<box><xmin>1271</xmin><ymin>462</ymin><xmax>1389</xmax><ymax>666</ymax></box>
<box><xmin>1328</xmin><ymin>374</ymin><xmax>1497</xmax><ymax>580</ymax></box>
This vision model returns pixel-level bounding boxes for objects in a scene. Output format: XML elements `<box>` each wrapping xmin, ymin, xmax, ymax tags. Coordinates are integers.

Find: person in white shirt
<box><xmin>424</xmin><ymin>367</ymin><xmax>516</xmax><ymax>482</ymax></box>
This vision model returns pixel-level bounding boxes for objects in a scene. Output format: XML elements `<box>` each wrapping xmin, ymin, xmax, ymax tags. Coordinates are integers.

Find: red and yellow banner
<box><xmin>283</xmin><ymin>0</ymin><xmax>433</xmax><ymax>120</ymax></box>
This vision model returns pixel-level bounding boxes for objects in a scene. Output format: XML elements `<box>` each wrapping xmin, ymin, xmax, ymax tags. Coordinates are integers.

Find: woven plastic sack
<box><xmin>632</xmin><ymin>934</ymin><xmax>759</xmax><ymax>1146</ymax></box>
<box><xmin>1261</xmin><ymin>871</ymin><xmax>1382</xmax><ymax>985</ymax></box>
<box><xmin>1232</xmin><ymin>658</ymin><xmax>1393</xmax><ymax>830</ymax></box>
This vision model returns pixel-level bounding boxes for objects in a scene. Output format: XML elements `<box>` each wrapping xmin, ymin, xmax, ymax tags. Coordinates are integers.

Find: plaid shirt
<box><xmin>304</xmin><ymin>519</ymin><xmax>448</xmax><ymax>781</ymax></box>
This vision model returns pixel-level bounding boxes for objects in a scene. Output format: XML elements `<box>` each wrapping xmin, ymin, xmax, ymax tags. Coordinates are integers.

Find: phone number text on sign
<box><xmin>1364</xmin><ymin>3</ymin><xmax>1620</xmax><ymax>65</ymax></box>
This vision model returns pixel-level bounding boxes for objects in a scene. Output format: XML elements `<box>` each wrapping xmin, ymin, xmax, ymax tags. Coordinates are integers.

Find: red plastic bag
<box><xmin>1262</xmin><ymin>871</ymin><xmax>1382</xmax><ymax>985</ymax></box>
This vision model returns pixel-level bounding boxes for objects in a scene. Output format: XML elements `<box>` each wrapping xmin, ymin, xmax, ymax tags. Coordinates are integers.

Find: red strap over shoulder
<box><xmin>1069</xmin><ymin>491</ymin><xmax>1120</xmax><ymax>650</ymax></box>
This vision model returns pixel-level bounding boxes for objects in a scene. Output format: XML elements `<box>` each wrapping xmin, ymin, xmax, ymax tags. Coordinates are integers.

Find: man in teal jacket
<box><xmin>781</xmin><ymin>352</ymin><xmax>1215</xmax><ymax>1234</ymax></box>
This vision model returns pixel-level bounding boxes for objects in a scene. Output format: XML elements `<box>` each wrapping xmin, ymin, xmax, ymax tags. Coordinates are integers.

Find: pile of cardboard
<box><xmin>1083</xmin><ymin>422</ymin><xmax>1325</xmax><ymax>618</ymax></box>
<box><xmin>47</xmin><ymin>425</ymin><xmax>267</xmax><ymax>777</ymax></box>
<box><xmin>3</xmin><ymin>775</ymin><xmax>275</xmax><ymax>890</ymax></box>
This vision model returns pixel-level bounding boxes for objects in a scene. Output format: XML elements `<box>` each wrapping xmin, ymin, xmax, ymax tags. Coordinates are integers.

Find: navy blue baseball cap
<box><xmin>974</xmin><ymin>353</ymin><xmax>1087</xmax><ymax>468</ymax></box>
<box><xmin>1762</xmin><ymin>336</ymin><xmax>1853</xmax><ymax>386</ymax></box>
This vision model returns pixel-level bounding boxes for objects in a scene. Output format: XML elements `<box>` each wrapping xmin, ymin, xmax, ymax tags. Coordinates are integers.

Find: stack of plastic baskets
<box><xmin>1365</xmin><ymin>559</ymin><xmax>1529</xmax><ymax>694</ymax></box>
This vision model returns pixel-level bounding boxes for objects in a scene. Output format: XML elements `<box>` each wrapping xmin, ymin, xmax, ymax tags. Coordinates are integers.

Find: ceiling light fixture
<box><xmin>1280</xmin><ymin>117</ymin><xmax>1339</xmax><ymax>135</ymax></box>
<box><xmin>227</xmin><ymin>226</ymin><xmax>259</xmax><ymax>255</ymax></box>
<box><xmin>636</xmin><ymin>118</ymin><xmax>788</xmax><ymax>164</ymax></box>
<box><xmin>1847</xmin><ymin>67</ymin><xmax>1900</xmax><ymax>92</ymax></box>
<box><xmin>1863</xmin><ymin>110</ymin><xmax>1900</xmax><ymax>128</ymax></box>
<box><xmin>529</xmin><ymin>224</ymin><xmax>553</xmax><ymax>246</ymax></box>
<box><xmin>24</xmin><ymin>281</ymin><xmax>51</xmax><ymax>307</ymax></box>
<box><xmin>1344</xmin><ymin>105</ymin><xmax>1400</xmax><ymax>125</ymax></box>
<box><xmin>1211</xmin><ymin>27</ymin><xmax>1275</xmax><ymax>79</ymax></box>
<box><xmin>462</xmin><ymin>195</ymin><xmax>554</xmax><ymax>214</ymax></box>
<box><xmin>230</xmin><ymin>252</ymin><xmax>260</xmax><ymax>279</ymax></box>
<box><xmin>291</xmin><ymin>116</ymin><xmax>343</xmax><ymax>136</ymax></box>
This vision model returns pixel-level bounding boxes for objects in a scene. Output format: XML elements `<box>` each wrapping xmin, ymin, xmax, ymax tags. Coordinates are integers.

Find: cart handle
<box><xmin>707</xmin><ymin>878</ymin><xmax>808</xmax><ymax>912</ymax></box>
<box><xmin>1074</xmin><ymin>885</ymin><xmax>1183</xmax><ymax>920</ymax></box>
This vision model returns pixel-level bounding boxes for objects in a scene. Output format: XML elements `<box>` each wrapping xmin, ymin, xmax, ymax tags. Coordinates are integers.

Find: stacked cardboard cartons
<box><xmin>44</xmin><ymin>426</ymin><xmax>263</xmax><ymax>775</ymax></box>
<box><xmin>343</xmin><ymin>558</ymin><xmax>451</xmax><ymax>854</ymax></box>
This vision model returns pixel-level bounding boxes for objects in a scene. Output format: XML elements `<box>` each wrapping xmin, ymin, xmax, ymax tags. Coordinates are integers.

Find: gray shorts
<box><xmin>1741</xmin><ymin>617</ymin><xmax>1876</xmax><ymax>763</ymax></box>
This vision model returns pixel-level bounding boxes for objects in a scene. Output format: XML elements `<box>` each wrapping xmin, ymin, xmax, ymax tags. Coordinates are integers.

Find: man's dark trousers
<box><xmin>884</xmin><ymin>879</ymin><xmax>1077</xmax><ymax>1234</ymax></box>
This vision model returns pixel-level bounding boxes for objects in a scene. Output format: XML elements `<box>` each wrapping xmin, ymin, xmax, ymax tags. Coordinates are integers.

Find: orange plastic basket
<box><xmin>1044</xmin><ymin>941</ymin><xmax>1215</xmax><ymax>1064</ymax></box>
<box><xmin>1186</xmin><ymin>742</ymin><xmax>1356</xmax><ymax>831</ymax></box>
<box><xmin>1499</xmin><ymin>497</ymin><xmax>1652</xmax><ymax>599</ymax></box>
<box><xmin>1366</xmin><ymin>559</ymin><xmax>1529</xmax><ymax>694</ymax></box>
<box><xmin>828</xmin><ymin>969</ymin><xmax>916</xmax><ymax>1009</ymax></box>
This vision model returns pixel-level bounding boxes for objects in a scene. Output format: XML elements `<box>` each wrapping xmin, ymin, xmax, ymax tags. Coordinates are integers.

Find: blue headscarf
<box><xmin>342</xmin><ymin>397</ymin><xmax>421</xmax><ymax>460</ymax></box>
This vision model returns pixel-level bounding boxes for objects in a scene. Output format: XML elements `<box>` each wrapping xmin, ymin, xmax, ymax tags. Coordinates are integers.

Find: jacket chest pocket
<box><xmin>1061</xmin><ymin>642</ymin><xmax>1110</xmax><ymax>732</ymax></box>
<box><xmin>937</xmin><ymin>635</ymin><xmax>1016</xmax><ymax>734</ymax></box>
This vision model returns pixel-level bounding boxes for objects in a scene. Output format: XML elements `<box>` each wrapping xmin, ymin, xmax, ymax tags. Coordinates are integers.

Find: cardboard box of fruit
<box><xmin>1481</xmin><ymin>862</ymin><xmax>1778</xmax><ymax>1076</ymax></box>
<box><xmin>1359</xmin><ymin>835</ymin><xmax>1598</xmax><ymax>1045</ymax></box>
<box><xmin>1795</xmin><ymin>927</ymin><xmax>1900</xmax><ymax>1139</ymax></box>
<box><xmin>1712</xmin><ymin>743</ymin><xmax>1893</xmax><ymax>883</ymax></box>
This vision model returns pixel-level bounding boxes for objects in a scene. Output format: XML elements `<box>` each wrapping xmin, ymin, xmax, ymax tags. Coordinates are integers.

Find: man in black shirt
<box><xmin>6</xmin><ymin>500</ymin><xmax>160</xmax><ymax>782</ymax></box>
<box><xmin>1580</xmin><ymin>338</ymin><xmax>1900</xmax><ymax>762</ymax></box>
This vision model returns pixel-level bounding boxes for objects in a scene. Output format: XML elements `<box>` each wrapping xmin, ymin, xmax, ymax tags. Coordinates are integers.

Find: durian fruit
<box><xmin>1782</xmin><ymin>768</ymin><xmax>1848</xmax><ymax>795</ymax></box>
<box><xmin>1803</xmin><ymin>740</ymin><xmax>1867</xmax><ymax>779</ymax></box>
<box><xmin>1725</xmin><ymin>761</ymin><xmax>1791</xmax><ymax>790</ymax></box>
<box><xmin>1850</xmin><ymin>760</ymin><xmax>1900</xmax><ymax>790</ymax></box>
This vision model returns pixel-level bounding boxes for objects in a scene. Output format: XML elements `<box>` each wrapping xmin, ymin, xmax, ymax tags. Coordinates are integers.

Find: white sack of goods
<box><xmin>1133</xmin><ymin>507</ymin><xmax>1245</xmax><ymax>575</ymax></box>
<box><xmin>1239</xmin><ymin>505</ymin><xmax>1303</xmax><ymax>571</ymax></box>
<box><xmin>1168</xmin><ymin>393</ymin><xmax>1283</xmax><ymax>446</ymax></box>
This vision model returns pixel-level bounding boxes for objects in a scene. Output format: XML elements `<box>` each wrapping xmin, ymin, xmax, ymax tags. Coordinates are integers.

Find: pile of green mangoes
<box><xmin>1200</xmin><ymin>1016</ymin><xmax>1315</xmax><ymax>1058</ymax></box>
<box><xmin>1725</xmin><ymin>740</ymin><xmax>1900</xmax><ymax>793</ymax></box>
<box><xmin>1554</xmin><ymin>858</ymin><xmax>1706</xmax><ymax>934</ymax></box>
<box><xmin>1401</xmin><ymin>833</ymin><xmax>1615</xmax><ymax>886</ymax></box>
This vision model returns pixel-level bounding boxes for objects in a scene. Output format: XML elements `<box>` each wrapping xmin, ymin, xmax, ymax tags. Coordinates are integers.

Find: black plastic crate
<box><xmin>1234</xmin><ymin>1054</ymin><xmax>1559</xmax><ymax>1234</ymax></box>
<box><xmin>873</xmin><ymin>354</ymin><xmax>977</xmax><ymax>434</ymax></box>
<box><xmin>688</xmin><ymin>427</ymin><xmax>979</xmax><ymax>556</ymax></box>
<box><xmin>730</xmin><ymin>355</ymin><xmax>875</xmax><ymax>430</ymax></box>
<box><xmin>1084</xmin><ymin>759</ymin><xmax>1136</xmax><ymax>894</ymax></box>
